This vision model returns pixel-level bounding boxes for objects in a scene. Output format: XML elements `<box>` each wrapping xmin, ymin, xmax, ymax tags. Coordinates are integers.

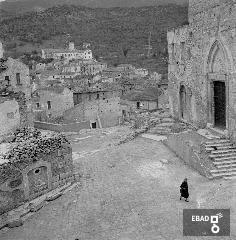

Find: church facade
<box><xmin>168</xmin><ymin>0</ymin><xmax>236</xmax><ymax>141</ymax></box>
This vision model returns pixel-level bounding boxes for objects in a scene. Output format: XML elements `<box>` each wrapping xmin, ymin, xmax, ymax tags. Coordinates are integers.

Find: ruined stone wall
<box><xmin>35</xmin><ymin>89</ymin><xmax>74</xmax><ymax>119</ymax></box>
<box><xmin>0</xmin><ymin>92</ymin><xmax>33</xmax><ymax>136</ymax></box>
<box><xmin>168</xmin><ymin>1</ymin><xmax>236</xmax><ymax>134</ymax></box>
<box><xmin>0</xmin><ymin>100</ymin><xmax>20</xmax><ymax>136</ymax></box>
<box><xmin>0</xmin><ymin>58</ymin><xmax>31</xmax><ymax>98</ymax></box>
<box><xmin>0</xmin><ymin>130</ymin><xmax>74</xmax><ymax>215</ymax></box>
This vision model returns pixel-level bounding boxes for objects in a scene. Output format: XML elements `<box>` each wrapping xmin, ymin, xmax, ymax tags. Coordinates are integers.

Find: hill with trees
<box><xmin>0</xmin><ymin>4</ymin><xmax>188</xmax><ymax>74</ymax></box>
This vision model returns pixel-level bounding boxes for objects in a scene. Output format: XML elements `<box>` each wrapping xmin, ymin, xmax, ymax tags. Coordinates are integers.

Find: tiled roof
<box><xmin>42</xmin><ymin>48</ymin><xmax>89</xmax><ymax>54</ymax></box>
<box><xmin>36</xmin><ymin>86</ymin><xmax>67</xmax><ymax>94</ymax></box>
<box><xmin>121</xmin><ymin>88</ymin><xmax>160</xmax><ymax>101</ymax></box>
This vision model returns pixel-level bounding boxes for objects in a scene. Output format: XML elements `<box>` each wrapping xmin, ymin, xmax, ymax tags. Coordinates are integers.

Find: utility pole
<box><xmin>147</xmin><ymin>31</ymin><xmax>152</xmax><ymax>58</ymax></box>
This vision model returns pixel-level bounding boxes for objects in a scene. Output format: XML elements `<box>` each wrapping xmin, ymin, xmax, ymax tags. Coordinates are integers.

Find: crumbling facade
<box><xmin>32</xmin><ymin>86</ymin><xmax>74</xmax><ymax>121</ymax></box>
<box><xmin>168</xmin><ymin>0</ymin><xmax>236</xmax><ymax>140</ymax></box>
<box><xmin>0</xmin><ymin>129</ymin><xmax>74</xmax><ymax>216</ymax></box>
<box><xmin>0</xmin><ymin>47</ymin><xmax>33</xmax><ymax>135</ymax></box>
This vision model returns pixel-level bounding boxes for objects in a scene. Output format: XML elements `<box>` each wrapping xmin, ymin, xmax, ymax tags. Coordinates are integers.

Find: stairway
<box><xmin>148</xmin><ymin>118</ymin><xmax>190</xmax><ymax>135</ymax></box>
<box><xmin>204</xmin><ymin>139</ymin><xmax>236</xmax><ymax>180</ymax></box>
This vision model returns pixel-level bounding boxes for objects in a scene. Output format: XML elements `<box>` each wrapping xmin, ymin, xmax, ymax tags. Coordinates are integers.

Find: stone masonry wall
<box><xmin>168</xmin><ymin>1</ymin><xmax>236</xmax><ymax>137</ymax></box>
<box><xmin>64</xmin><ymin>93</ymin><xmax>122</xmax><ymax>128</ymax></box>
<box><xmin>0</xmin><ymin>129</ymin><xmax>74</xmax><ymax>216</ymax></box>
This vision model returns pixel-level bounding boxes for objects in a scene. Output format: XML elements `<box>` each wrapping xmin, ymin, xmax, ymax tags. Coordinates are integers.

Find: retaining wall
<box><xmin>163</xmin><ymin>130</ymin><xmax>214</xmax><ymax>178</ymax></box>
<box><xmin>34</xmin><ymin>121</ymin><xmax>91</xmax><ymax>132</ymax></box>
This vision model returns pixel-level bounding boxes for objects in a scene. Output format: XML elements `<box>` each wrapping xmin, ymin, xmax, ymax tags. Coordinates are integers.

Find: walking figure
<box><xmin>180</xmin><ymin>178</ymin><xmax>189</xmax><ymax>202</ymax></box>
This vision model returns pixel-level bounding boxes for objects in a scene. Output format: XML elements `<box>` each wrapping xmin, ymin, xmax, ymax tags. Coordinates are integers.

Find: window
<box><xmin>137</xmin><ymin>102</ymin><xmax>140</xmax><ymax>109</ymax></box>
<box><xmin>47</xmin><ymin>101</ymin><xmax>51</xmax><ymax>109</ymax></box>
<box><xmin>5</xmin><ymin>76</ymin><xmax>10</xmax><ymax>85</ymax></box>
<box><xmin>16</xmin><ymin>73</ymin><xmax>21</xmax><ymax>85</ymax></box>
<box><xmin>36</xmin><ymin>103</ymin><xmax>40</xmax><ymax>108</ymax></box>
<box><xmin>7</xmin><ymin>112</ymin><xmax>14</xmax><ymax>119</ymax></box>
<box><xmin>171</xmin><ymin>43</ymin><xmax>175</xmax><ymax>60</ymax></box>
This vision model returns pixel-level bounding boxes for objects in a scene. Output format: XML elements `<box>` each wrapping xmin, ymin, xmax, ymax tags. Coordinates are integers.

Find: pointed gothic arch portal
<box><xmin>207</xmin><ymin>40</ymin><xmax>229</xmax><ymax>130</ymax></box>
<box><xmin>180</xmin><ymin>85</ymin><xmax>187</xmax><ymax>119</ymax></box>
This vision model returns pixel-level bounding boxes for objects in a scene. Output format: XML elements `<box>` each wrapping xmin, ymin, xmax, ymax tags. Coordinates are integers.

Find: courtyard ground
<box><xmin>0</xmin><ymin>127</ymin><xmax>236</xmax><ymax>240</ymax></box>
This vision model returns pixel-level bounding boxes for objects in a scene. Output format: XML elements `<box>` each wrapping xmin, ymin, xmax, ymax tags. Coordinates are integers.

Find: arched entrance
<box><xmin>206</xmin><ymin>40</ymin><xmax>229</xmax><ymax>130</ymax></box>
<box><xmin>179</xmin><ymin>85</ymin><xmax>187</xmax><ymax>119</ymax></box>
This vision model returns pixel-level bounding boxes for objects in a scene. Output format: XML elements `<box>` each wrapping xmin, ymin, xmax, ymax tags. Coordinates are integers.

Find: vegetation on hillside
<box><xmin>0</xmin><ymin>4</ymin><xmax>188</xmax><ymax>74</ymax></box>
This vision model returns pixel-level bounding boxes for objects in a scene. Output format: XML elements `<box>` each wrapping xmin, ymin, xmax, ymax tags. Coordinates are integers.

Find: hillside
<box><xmin>0</xmin><ymin>0</ymin><xmax>188</xmax><ymax>13</ymax></box>
<box><xmin>0</xmin><ymin>4</ymin><xmax>188</xmax><ymax>74</ymax></box>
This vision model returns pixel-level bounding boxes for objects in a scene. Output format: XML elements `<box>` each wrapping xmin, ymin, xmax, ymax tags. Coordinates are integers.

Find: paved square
<box><xmin>0</xmin><ymin>131</ymin><xmax>235</xmax><ymax>240</ymax></box>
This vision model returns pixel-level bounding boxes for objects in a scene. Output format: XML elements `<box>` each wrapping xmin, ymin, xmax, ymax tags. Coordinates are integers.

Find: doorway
<box><xmin>214</xmin><ymin>81</ymin><xmax>226</xmax><ymax>129</ymax></box>
<box><xmin>91</xmin><ymin>122</ymin><xmax>97</xmax><ymax>129</ymax></box>
<box><xmin>179</xmin><ymin>85</ymin><xmax>186</xmax><ymax>119</ymax></box>
<box><xmin>137</xmin><ymin>102</ymin><xmax>140</xmax><ymax>109</ymax></box>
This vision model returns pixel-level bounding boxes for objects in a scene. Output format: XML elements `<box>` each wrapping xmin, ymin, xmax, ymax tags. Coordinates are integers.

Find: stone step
<box><xmin>205</xmin><ymin>139</ymin><xmax>230</xmax><ymax>145</ymax></box>
<box><xmin>213</xmin><ymin>159</ymin><xmax>236</xmax><ymax>166</ymax></box>
<box><xmin>210</xmin><ymin>167</ymin><xmax>236</xmax><ymax>173</ymax></box>
<box><xmin>214</xmin><ymin>163</ymin><xmax>236</xmax><ymax>169</ymax></box>
<box><xmin>224</xmin><ymin>175</ymin><xmax>236</xmax><ymax>180</ymax></box>
<box><xmin>208</xmin><ymin>146</ymin><xmax>236</xmax><ymax>151</ymax></box>
<box><xmin>210</xmin><ymin>152</ymin><xmax>236</xmax><ymax>158</ymax></box>
<box><xmin>156</xmin><ymin>123</ymin><xmax>174</xmax><ymax>127</ymax></box>
<box><xmin>205</xmin><ymin>143</ymin><xmax>233</xmax><ymax>148</ymax></box>
<box><xmin>211</xmin><ymin>148</ymin><xmax>236</xmax><ymax>154</ymax></box>
<box><xmin>213</xmin><ymin>156</ymin><xmax>236</xmax><ymax>161</ymax></box>
<box><xmin>211</xmin><ymin>171</ymin><xmax>236</xmax><ymax>177</ymax></box>
<box><xmin>160</xmin><ymin>118</ymin><xmax>175</xmax><ymax>123</ymax></box>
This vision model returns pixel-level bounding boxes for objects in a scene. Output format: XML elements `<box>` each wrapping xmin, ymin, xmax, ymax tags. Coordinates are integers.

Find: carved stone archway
<box><xmin>206</xmin><ymin>40</ymin><xmax>229</xmax><ymax>130</ymax></box>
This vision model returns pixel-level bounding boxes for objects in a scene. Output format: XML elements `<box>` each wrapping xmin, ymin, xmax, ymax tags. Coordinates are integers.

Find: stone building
<box><xmin>42</xmin><ymin>42</ymin><xmax>93</xmax><ymax>61</ymax></box>
<box><xmin>81</xmin><ymin>60</ymin><xmax>107</xmax><ymax>75</ymax></box>
<box><xmin>168</xmin><ymin>0</ymin><xmax>236</xmax><ymax>140</ymax></box>
<box><xmin>0</xmin><ymin>57</ymin><xmax>31</xmax><ymax>98</ymax></box>
<box><xmin>32</xmin><ymin>86</ymin><xmax>74</xmax><ymax>121</ymax></box>
<box><xmin>0</xmin><ymin>48</ymin><xmax>33</xmax><ymax>135</ymax></box>
<box><xmin>64</xmin><ymin>88</ymin><xmax>122</xmax><ymax>128</ymax></box>
<box><xmin>120</xmin><ymin>88</ymin><xmax>159</xmax><ymax>119</ymax></box>
<box><xmin>0</xmin><ymin>130</ymin><xmax>74</xmax><ymax>217</ymax></box>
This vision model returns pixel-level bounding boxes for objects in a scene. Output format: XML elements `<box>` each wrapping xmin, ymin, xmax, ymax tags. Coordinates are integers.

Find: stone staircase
<box><xmin>204</xmin><ymin>139</ymin><xmax>236</xmax><ymax>180</ymax></box>
<box><xmin>148</xmin><ymin>118</ymin><xmax>189</xmax><ymax>135</ymax></box>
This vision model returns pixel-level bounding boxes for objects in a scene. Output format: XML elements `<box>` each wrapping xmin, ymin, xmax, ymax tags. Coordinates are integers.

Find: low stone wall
<box><xmin>163</xmin><ymin>130</ymin><xmax>214</xmax><ymax>178</ymax></box>
<box><xmin>34</xmin><ymin>121</ymin><xmax>91</xmax><ymax>132</ymax></box>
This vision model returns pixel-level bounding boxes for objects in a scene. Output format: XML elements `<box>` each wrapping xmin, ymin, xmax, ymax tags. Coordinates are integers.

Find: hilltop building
<box><xmin>42</xmin><ymin>42</ymin><xmax>93</xmax><ymax>61</ymax></box>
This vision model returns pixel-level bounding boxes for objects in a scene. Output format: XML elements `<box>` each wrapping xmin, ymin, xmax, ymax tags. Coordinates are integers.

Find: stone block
<box><xmin>52</xmin><ymin>181</ymin><xmax>60</xmax><ymax>189</ymax></box>
<box><xmin>29</xmin><ymin>201</ymin><xmax>45</xmax><ymax>212</ymax></box>
<box><xmin>0</xmin><ymin>214</ymin><xmax>8</xmax><ymax>229</ymax></box>
<box><xmin>7</xmin><ymin>218</ymin><xmax>23</xmax><ymax>228</ymax></box>
<box><xmin>46</xmin><ymin>192</ymin><xmax>62</xmax><ymax>202</ymax></box>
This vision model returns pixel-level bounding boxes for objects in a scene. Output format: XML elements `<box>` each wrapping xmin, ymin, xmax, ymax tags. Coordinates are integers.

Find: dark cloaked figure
<box><xmin>180</xmin><ymin>178</ymin><xmax>189</xmax><ymax>202</ymax></box>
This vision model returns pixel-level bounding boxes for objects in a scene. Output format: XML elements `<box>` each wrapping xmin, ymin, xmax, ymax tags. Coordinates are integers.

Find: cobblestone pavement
<box><xmin>0</xmin><ymin>131</ymin><xmax>236</xmax><ymax>240</ymax></box>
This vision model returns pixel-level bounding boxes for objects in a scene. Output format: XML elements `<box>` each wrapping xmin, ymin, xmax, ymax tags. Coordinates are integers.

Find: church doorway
<box><xmin>213</xmin><ymin>81</ymin><xmax>226</xmax><ymax>129</ymax></box>
<box><xmin>180</xmin><ymin>85</ymin><xmax>186</xmax><ymax>119</ymax></box>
